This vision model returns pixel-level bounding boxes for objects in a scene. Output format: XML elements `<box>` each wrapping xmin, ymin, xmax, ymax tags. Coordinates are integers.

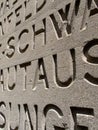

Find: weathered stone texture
<box><xmin>0</xmin><ymin>0</ymin><xmax>98</xmax><ymax>129</ymax></box>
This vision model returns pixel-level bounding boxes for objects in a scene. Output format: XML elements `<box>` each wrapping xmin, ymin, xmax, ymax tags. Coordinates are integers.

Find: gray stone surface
<box><xmin>0</xmin><ymin>0</ymin><xmax>98</xmax><ymax>129</ymax></box>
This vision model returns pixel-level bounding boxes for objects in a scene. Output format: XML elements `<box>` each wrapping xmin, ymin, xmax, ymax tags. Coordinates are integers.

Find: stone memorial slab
<box><xmin>0</xmin><ymin>0</ymin><xmax>98</xmax><ymax>130</ymax></box>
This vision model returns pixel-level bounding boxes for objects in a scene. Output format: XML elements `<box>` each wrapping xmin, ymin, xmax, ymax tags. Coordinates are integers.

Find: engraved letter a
<box><xmin>53</xmin><ymin>49</ymin><xmax>75</xmax><ymax>87</ymax></box>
